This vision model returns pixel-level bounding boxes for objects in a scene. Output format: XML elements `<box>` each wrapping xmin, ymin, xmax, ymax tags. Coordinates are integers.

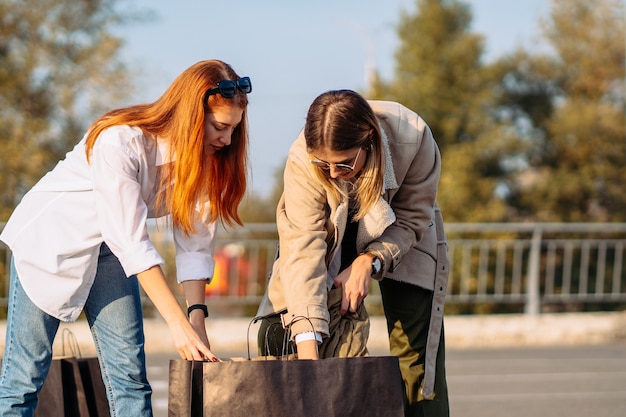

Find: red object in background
<box><xmin>205</xmin><ymin>251</ymin><xmax>229</xmax><ymax>296</ymax></box>
<box><xmin>205</xmin><ymin>245</ymin><xmax>250</xmax><ymax>297</ymax></box>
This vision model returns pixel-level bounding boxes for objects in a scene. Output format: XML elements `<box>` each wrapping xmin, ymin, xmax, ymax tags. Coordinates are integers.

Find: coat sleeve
<box><xmin>274</xmin><ymin>136</ymin><xmax>333</xmax><ymax>337</ymax></box>
<box><xmin>367</xmin><ymin>107</ymin><xmax>441</xmax><ymax>274</ymax></box>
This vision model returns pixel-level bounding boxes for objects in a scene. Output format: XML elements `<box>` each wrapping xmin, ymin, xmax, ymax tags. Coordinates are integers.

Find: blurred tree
<box><xmin>368</xmin><ymin>0</ymin><xmax>625</xmax><ymax>223</ymax></box>
<box><xmin>0</xmin><ymin>0</ymin><xmax>140</xmax><ymax>220</ymax></box>
<box><xmin>494</xmin><ymin>0</ymin><xmax>625</xmax><ymax>221</ymax></box>
<box><xmin>239</xmin><ymin>161</ymin><xmax>285</xmax><ymax>223</ymax></box>
<box><xmin>238</xmin><ymin>191</ymin><xmax>277</xmax><ymax>224</ymax></box>
<box><xmin>368</xmin><ymin>0</ymin><xmax>486</xmax><ymax>149</ymax></box>
<box><xmin>367</xmin><ymin>0</ymin><xmax>524</xmax><ymax>222</ymax></box>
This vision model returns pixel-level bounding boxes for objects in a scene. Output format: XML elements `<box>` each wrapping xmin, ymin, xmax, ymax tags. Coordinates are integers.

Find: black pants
<box><xmin>257</xmin><ymin>313</ymin><xmax>295</xmax><ymax>356</ymax></box>
<box><xmin>380</xmin><ymin>279</ymin><xmax>450</xmax><ymax>417</ymax></box>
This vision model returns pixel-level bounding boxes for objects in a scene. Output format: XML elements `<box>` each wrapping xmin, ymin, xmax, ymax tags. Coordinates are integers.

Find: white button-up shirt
<box><xmin>0</xmin><ymin>125</ymin><xmax>217</xmax><ymax>322</ymax></box>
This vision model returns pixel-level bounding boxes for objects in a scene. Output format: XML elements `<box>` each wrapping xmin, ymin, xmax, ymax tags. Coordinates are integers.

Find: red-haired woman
<box><xmin>0</xmin><ymin>60</ymin><xmax>251</xmax><ymax>416</ymax></box>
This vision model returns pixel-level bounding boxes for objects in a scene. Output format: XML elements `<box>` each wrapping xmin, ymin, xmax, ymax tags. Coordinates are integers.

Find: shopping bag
<box><xmin>34</xmin><ymin>329</ymin><xmax>110</xmax><ymax>417</ymax></box>
<box><xmin>168</xmin><ymin>355</ymin><xmax>405</xmax><ymax>417</ymax></box>
<box><xmin>168</xmin><ymin>359</ymin><xmax>203</xmax><ymax>417</ymax></box>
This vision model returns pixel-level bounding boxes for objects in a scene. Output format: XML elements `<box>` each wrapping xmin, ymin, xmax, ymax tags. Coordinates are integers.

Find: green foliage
<box><xmin>372</xmin><ymin>0</ymin><xmax>487</xmax><ymax>150</ymax></box>
<box><xmin>0</xmin><ymin>0</ymin><xmax>140</xmax><ymax>220</ymax></box>
<box><xmin>367</xmin><ymin>0</ymin><xmax>625</xmax><ymax>223</ymax></box>
<box><xmin>500</xmin><ymin>0</ymin><xmax>626</xmax><ymax>221</ymax></box>
<box><xmin>366</xmin><ymin>0</ymin><xmax>522</xmax><ymax>222</ymax></box>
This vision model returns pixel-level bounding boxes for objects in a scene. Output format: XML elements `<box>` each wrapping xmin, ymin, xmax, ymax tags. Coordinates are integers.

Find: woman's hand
<box><xmin>167</xmin><ymin>314</ymin><xmax>217</xmax><ymax>361</ymax></box>
<box><xmin>137</xmin><ymin>266</ymin><xmax>217</xmax><ymax>361</ymax></box>
<box><xmin>333</xmin><ymin>254</ymin><xmax>371</xmax><ymax>315</ymax></box>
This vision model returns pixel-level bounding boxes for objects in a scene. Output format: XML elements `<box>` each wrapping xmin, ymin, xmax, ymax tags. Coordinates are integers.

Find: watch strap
<box><xmin>187</xmin><ymin>304</ymin><xmax>209</xmax><ymax>318</ymax></box>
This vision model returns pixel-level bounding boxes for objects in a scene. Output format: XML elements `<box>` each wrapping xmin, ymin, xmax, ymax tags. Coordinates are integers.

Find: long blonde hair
<box><xmin>304</xmin><ymin>90</ymin><xmax>384</xmax><ymax>220</ymax></box>
<box><xmin>84</xmin><ymin>60</ymin><xmax>249</xmax><ymax>233</ymax></box>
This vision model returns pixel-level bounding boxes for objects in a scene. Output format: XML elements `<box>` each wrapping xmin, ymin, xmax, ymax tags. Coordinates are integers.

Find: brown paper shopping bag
<box><xmin>34</xmin><ymin>329</ymin><xmax>110</xmax><ymax>417</ymax></box>
<box><xmin>168</xmin><ymin>355</ymin><xmax>404</xmax><ymax>417</ymax></box>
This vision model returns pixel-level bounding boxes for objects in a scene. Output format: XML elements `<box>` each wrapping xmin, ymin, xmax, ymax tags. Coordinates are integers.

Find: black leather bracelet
<box><xmin>187</xmin><ymin>304</ymin><xmax>208</xmax><ymax>318</ymax></box>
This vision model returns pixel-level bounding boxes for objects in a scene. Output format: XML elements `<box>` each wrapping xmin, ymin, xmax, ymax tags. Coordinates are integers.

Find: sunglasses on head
<box><xmin>204</xmin><ymin>76</ymin><xmax>252</xmax><ymax>100</ymax></box>
<box><xmin>310</xmin><ymin>147</ymin><xmax>363</xmax><ymax>173</ymax></box>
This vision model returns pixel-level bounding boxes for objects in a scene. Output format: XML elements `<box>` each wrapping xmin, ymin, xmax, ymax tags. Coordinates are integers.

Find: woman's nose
<box><xmin>220</xmin><ymin>133</ymin><xmax>232</xmax><ymax>146</ymax></box>
<box><xmin>329</xmin><ymin>166</ymin><xmax>342</xmax><ymax>178</ymax></box>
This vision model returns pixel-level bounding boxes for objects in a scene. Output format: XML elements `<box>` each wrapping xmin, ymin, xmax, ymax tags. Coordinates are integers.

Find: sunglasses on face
<box><xmin>310</xmin><ymin>147</ymin><xmax>363</xmax><ymax>173</ymax></box>
<box><xmin>204</xmin><ymin>76</ymin><xmax>252</xmax><ymax>100</ymax></box>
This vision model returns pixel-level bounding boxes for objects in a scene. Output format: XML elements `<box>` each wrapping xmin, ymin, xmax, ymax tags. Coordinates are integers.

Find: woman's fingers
<box><xmin>177</xmin><ymin>345</ymin><xmax>218</xmax><ymax>362</ymax></box>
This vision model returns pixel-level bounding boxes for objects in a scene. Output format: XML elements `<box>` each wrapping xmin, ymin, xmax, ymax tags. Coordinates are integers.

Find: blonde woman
<box><xmin>0</xmin><ymin>60</ymin><xmax>251</xmax><ymax>416</ymax></box>
<box><xmin>257</xmin><ymin>90</ymin><xmax>449</xmax><ymax>417</ymax></box>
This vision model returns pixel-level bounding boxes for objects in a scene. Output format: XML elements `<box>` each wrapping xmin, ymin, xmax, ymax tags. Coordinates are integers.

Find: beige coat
<box><xmin>257</xmin><ymin>99</ymin><xmax>449</xmax><ymax>351</ymax></box>
<box><xmin>257</xmin><ymin>100</ymin><xmax>449</xmax><ymax>398</ymax></box>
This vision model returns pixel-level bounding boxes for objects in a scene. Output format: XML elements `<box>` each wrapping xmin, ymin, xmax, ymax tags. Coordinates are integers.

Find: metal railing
<box><xmin>1</xmin><ymin>222</ymin><xmax>625</xmax><ymax>316</ymax></box>
<box><xmin>443</xmin><ymin>223</ymin><xmax>626</xmax><ymax>314</ymax></box>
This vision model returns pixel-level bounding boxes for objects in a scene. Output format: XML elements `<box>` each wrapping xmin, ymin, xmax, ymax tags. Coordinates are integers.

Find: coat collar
<box><xmin>380</xmin><ymin>124</ymin><xmax>399</xmax><ymax>191</ymax></box>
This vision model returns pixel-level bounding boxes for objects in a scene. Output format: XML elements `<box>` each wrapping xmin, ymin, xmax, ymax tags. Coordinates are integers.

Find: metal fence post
<box><xmin>525</xmin><ymin>225</ymin><xmax>542</xmax><ymax>315</ymax></box>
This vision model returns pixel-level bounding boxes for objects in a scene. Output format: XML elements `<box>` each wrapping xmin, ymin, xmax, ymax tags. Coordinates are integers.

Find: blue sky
<box><xmin>118</xmin><ymin>0</ymin><xmax>551</xmax><ymax>197</ymax></box>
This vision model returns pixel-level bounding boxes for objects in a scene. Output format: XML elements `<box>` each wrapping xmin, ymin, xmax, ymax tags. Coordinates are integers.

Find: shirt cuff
<box><xmin>175</xmin><ymin>251</ymin><xmax>215</xmax><ymax>282</ymax></box>
<box><xmin>115</xmin><ymin>241</ymin><xmax>164</xmax><ymax>278</ymax></box>
<box><xmin>294</xmin><ymin>331</ymin><xmax>323</xmax><ymax>345</ymax></box>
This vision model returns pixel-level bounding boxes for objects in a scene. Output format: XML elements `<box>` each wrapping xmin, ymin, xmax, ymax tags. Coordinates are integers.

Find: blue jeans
<box><xmin>0</xmin><ymin>244</ymin><xmax>153</xmax><ymax>416</ymax></box>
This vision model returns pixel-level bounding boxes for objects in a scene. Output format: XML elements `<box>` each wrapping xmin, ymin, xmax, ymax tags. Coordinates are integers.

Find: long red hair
<box><xmin>84</xmin><ymin>60</ymin><xmax>249</xmax><ymax>234</ymax></box>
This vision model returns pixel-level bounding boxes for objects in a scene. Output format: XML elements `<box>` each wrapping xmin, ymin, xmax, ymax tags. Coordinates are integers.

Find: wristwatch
<box><xmin>361</xmin><ymin>250</ymin><xmax>384</xmax><ymax>280</ymax></box>
<box><xmin>371</xmin><ymin>256</ymin><xmax>382</xmax><ymax>278</ymax></box>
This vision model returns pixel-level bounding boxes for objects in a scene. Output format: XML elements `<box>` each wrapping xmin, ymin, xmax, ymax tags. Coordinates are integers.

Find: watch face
<box><xmin>372</xmin><ymin>257</ymin><xmax>382</xmax><ymax>274</ymax></box>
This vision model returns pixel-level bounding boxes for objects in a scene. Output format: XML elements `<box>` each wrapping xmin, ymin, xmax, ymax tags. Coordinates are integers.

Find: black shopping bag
<box><xmin>34</xmin><ymin>329</ymin><xmax>110</xmax><ymax>417</ymax></box>
<box><xmin>168</xmin><ymin>356</ymin><xmax>405</xmax><ymax>417</ymax></box>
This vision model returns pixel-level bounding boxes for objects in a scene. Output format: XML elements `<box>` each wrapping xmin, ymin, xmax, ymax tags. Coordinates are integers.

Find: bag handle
<box><xmin>61</xmin><ymin>328</ymin><xmax>82</xmax><ymax>358</ymax></box>
<box><xmin>248</xmin><ymin>313</ymin><xmax>284</xmax><ymax>360</ymax></box>
<box><xmin>248</xmin><ymin>312</ymin><xmax>317</xmax><ymax>360</ymax></box>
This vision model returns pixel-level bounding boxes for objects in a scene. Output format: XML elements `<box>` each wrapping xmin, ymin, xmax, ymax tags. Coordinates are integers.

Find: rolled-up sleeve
<box><xmin>173</xmin><ymin>209</ymin><xmax>217</xmax><ymax>283</ymax></box>
<box><xmin>90</xmin><ymin>129</ymin><xmax>164</xmax><ymax>277</ymax></box>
